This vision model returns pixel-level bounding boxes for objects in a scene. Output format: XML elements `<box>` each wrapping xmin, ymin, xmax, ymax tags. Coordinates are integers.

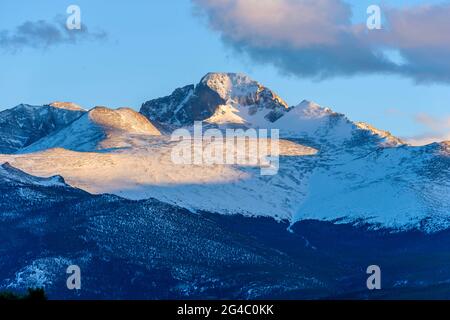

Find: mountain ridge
<box><xmin>19</xmin><ymin>106</ymin><xmax>161</xmax><ymax>153</ymax></box>
<box><xmin>1</xmin><ymin>161</ymin><xmax>450</xmax><ymax>299</ymax></box>
<box><xmin>0</xmin><ymin>162</ymin><xmax>67</xmax><ymax>187</ymax></box>
<box><xmin>140</xmin><ymin>72</ymin><xmax>290</xmax><ymax>128</ymax></box>
<box><xmin>0</xmin><ymin>103</ymin><xmax>86</xmax><ymax>154</ymax></box>
<box><xmin>0</xmin><ymin>72</ymin><xmax>448</xmax><ymax>232</ymax></box>
<box><xmin>1</xmin><ymin>72</ymin><xmax>449</xmax><ymax>300</ymax></box>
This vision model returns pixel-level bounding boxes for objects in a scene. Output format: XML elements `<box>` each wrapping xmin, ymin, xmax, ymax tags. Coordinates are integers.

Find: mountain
<box><xmin>0</xmin><ymin>162</ymin><xmax>328</xmax><ymax>299</ymax></box>
<box><xmin>20</xmin><ymin>106</ymin><xmax>161</xmax><ymax>153</ymax></box>
<box><xmin>2</xmin><ymin>162</ymin><xmax>450</xmax><ymax>299</ymax></box>
<box><xmin>272</xmin><ymin>100</ymin><xmax>405</xmax><ymax>150</ymax></box>
<box><xmin>1</xmin><ymin>72</ymin><xmax>450</xmax><ymax>299</ymax></box>
<box><xmin>0</xmin><ymin>73</ymin><xmax>448</xmax><ymax>232</ymax></box>
<box><xmin>0</xmin><ymin>102</ymin><xmax>86</xmax><ymax>154</ymax></box>
<box><xmin>140</xmin><ymin>73</ymin><xmax>289</xmax><ymax>128</ymax></box>
<box><xmin>140</xmin><ymin>73</ymin><xmax>405</xmax><ymax>150</ymax></box>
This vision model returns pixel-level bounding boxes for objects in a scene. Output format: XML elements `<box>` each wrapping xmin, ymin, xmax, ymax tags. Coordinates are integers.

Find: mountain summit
<box><xmin>139</xmin><ymin>73</ymin><xmax>405</xmax><ymax>149</ymax></box>
<box><xmin>140</xmin><ymin>72</ymin><xmax>289</xmax><ymax>127</ymax></box>
<box><xmin>0</xmin><ymin>72</ymin><xmax>448</xmax><ymax>231</ymax></box>
<box><xmin>0</xmin><ymin>73</ymin><xmax>449</xmax><ymax>300</ymax></box>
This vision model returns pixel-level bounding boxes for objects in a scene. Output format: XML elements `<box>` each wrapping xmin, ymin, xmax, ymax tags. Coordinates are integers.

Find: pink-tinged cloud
<box><xmin>379</xmin><ymin>4</ymin><xmax>450</xmax><ymax>49</ymax></box>
<box><xmin>194</xmin><ymin>0</ymin><xmax>352</xmax><ymax>47</ymax></box>
<box><xmin>405</xmin><ymin>114</ymin><xmax>450</xmax><ymax>146</ymax></box>
<box><xmin>405</xmin><ymin>133</ymin><xmax>450</xmax><ymax>146</ymax></box>
<box><xmin>192</xmin><ymin>0</ymin><xmax>450</xmax><ymax>83</ymax></box>
<box><xmin>415</xmin><ymin>114</ymin><xmax>450</xmax><ymax>132</ymax></box>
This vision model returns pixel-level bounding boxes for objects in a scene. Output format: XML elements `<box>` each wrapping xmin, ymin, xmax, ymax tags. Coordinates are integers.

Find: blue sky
<box><xmin>0</xmin><ymin>0</ymin><xmax>449</xmax><ymax>143</ymax></box>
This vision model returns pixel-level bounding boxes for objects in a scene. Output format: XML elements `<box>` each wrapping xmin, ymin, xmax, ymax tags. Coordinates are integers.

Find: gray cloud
<box><xmin>192</xmin><ymin>0</ymin><xmax>450</xmax><ymax>83</ymax></box>
<box><xmin>0</xmin><ymin>16</ymin><xmax>107</xmax><ymax>53</ymax></box>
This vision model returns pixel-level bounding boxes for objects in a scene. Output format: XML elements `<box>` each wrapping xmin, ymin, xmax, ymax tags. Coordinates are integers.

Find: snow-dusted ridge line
<box><xmin>0</xmin><ymin>162</ymin><xmax>67</xmax><ymax>187</ymax></box>
<box><xmin>48</xmin><ymin>101</ymin><xmax>87</xmax><ymax>112</ymax></box>
<box><xmin>1</xmin><ymin>72</ymin><xmax>449</xmax><ymax>232</ymax></box>
<box><xmin>19</xmin><ymin>106</ymin><xmax>161</xmax><ymax>153</ymax></box>
<box><xmin>0</xmin><ymin>103</ymin><xmax>86</xmax><ymax>154</ymax></box>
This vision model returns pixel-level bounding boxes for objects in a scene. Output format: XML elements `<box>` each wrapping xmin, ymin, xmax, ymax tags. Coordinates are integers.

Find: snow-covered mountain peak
<box><xmin>271</xmin><ymin>100</ymin><xmax>406</xmax><ymax>150</ymax></box>
<box><xmin>48</xmin><ymin>102</ymin><xmax>86</xmax><ymax>112</ymax></box>
<box><xmin>201</xmin><ymin>72</ymin><xmax>289</xmax><ymax>109</ymax></box>
<box><xmin>201</xmin><ymin>72</ymin><xmax>260</xmax><ymax>100</ymax></box>
<box><xmin>356</xmin><ymin>122</ymin><xmax>405</xmax><ymax>146</ymax></box>
<box><xmin>140</xmin><ymin>72</ymin><xmax>289</xmax><ymax>127</ymax></box>
<box><xmin>10</xmin><ymin>103</ymin><xmax>36</xmax><ymax>111</ymax></box>
<box><xmin>2</xmin><ymin>73</ymin><xmax>446</xmax><ymax>232</ymax></box>
<box><xmin>271</xmin><ymin>100</ymin><xmax>354</xmax><ymax>145</ymax></box>
<box><xmin>140</xmin><ymin>74</ymin><xmax>405</xmax><ymax>151</ymax></box>
<box><xmin>293</xmin><ymin>100</ymin><xmax>335</xmax><ymax>119</ymax></box>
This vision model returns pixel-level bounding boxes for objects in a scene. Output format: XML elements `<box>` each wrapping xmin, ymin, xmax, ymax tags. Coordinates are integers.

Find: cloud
<box><xmin>192</xmin><ymin>0</ymin><xmax>450</xmax><ymax>83</ymax></box>
<box><xmin>415</xmin><ymin>113</ymin><xmax>450</xmax><ymax>132</ymax></box>
<box><xmin>405</xmin><ymin>133</ymin><xmax>450</xmax><ymax>146</ymax></box>
<box><xmin>404</xmin><ymin>114</ymin><xmax>450</xmax><ymax>146</ymax></box>
<box><xmin>0</xmin><ymin>16</ymin><xmax>107</xmax><ymax>53</ymax></box>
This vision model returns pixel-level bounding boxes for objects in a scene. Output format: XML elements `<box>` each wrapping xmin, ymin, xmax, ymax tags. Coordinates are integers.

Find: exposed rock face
<box><xmin>140</xmin><ymin>83</ymin><xmax>223</xmax><ymax>127</ymax></box>
<box><xmin>140</xmin><ymin>73</ymin><xmax>289</xmax><ymax>127</ymax></box>
<box><xmin>0</xmin><ymin>104</ymin><xmax>86</xmax><ymax>154</ymax></box>
<box><xmin>440</xmin><ymin>141</ymin><xmax>450</xmax><ymax>155</ymax></box>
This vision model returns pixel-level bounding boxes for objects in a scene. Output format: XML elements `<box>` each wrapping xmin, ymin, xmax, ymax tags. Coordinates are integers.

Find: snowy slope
<box><xmin>0</xmin><ymin>103</ymin><xmax>86</xmax><ymax>153</ymax></box>
<box><xmin>2</xmin><ymin>157</ymin><xmax>450</xmax><ymax>299</ymax></box>
<box><xmin>271</xmin><ymin>100</ymin><xmax>405</xmax><ymax>150</ymax></box>
<box><xmin>1</xmin><ymin>138</ymin><xmax>449</xmax><ymax>231</ymax></box>
<box><xmin>0</xmin><ymin>162</ymin><xmax>66</xmax><ymax>187</ymax></box>
<box><xmin>21</xmin><ymin>107</ymin><xmax>161</xmax><ymax>153</ymax></box>
<box><xmin>1</xmin><ymin>73</ymin><xmax>449</xmax><ymax>232</ymax></box>
<box><xmin>295</xmin><ymin>143</ymin><xmax>450</xmax><ymax>231</ymax></box>
<box><xmin>1</xmin><ymin>139</ymin><xmax>317</xmax><ymax>221</ymax></box>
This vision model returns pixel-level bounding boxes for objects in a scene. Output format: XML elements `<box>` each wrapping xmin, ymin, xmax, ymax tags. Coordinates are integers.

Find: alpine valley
<box><xmin>1</xmin><ymin>73</ymin><xmax>449</xmax><ymax>299</ymax></box>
